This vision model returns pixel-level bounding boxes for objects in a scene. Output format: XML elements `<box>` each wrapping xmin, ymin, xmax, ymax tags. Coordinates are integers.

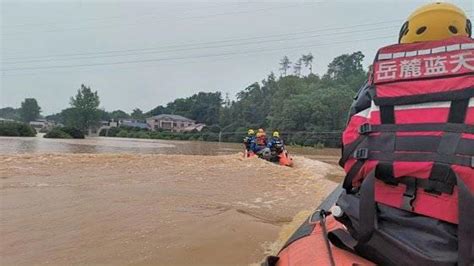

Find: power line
<box><xmin>0</xmin><ymin>46</ymin><xmax>341</xmax><ymax>78</ymax></box>
<box><xmin>1</xmin><ymin>35</ymin><xmax>393</xmax><ymax>73</ymax></box>
<box><xmin>2</xmin><ymin>3</ymin><xmax>314</xmax><ymax>36</ymax></box>
<box><xmin>3</xmin><ymin>1</ymin><xmax>256</xmax><ymax>29</ymax></box>
<box><xmin>2</xmin><ymin>25</ymin><xmax>399</xmax><ymax>65</ymax></box>
<box><xmin>3</xmin><ymin>19</ymin><xmax>401</xmax><ymax>62</ymax></box>
<box><xmin>5</xmin><ymin>6</ymin><xmax>471</xmax><ymax>36</ymax></box>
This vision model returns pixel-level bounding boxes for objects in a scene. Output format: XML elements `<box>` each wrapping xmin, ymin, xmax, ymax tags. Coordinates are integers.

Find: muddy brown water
<box><xmin>0</xmin><ymin>135</ymin><xmax>341</xmax><ymax>165</ymax></box>
<box><xmin>0</xmin><ymin>136</ymin><xmax>342</xmax><ymax>265</ymax></box>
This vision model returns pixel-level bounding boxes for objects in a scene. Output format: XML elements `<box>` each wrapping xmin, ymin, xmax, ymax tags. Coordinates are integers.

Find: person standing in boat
<box><xmin>267</xmin><ymin>131</ymin><xmax>285</xmax><ymax>162</ymax></box>
<box><xmin>243</xmin><ymin>129</ymin><xmax>256</xmax><ymax>156</ymax></box>
<box><xmin>254</xmin><ymin>128</ymin><xmax>267</xmax><ymax>152</ymax></box>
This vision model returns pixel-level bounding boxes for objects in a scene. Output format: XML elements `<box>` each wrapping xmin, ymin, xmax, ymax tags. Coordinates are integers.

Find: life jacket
<box><xmin>243</xmin><ymin>136</ymin><xmax>253</xmax><ymax>149</ymax></box>
<box><xmin>266</xmin><ymin>37</ymin><xmax>474</xmax><ymax>266</ymax></box>
<box><xmin>340</xmin><ymin>36</ymin><xmax>474</xmax><ymax>224</ymax></box>
<box><xmin>338</xmin><ymin>36</ymin><xmax>474</xmax><ymax>264</ymax></box>
<box><xmin>256</xmin><ymin>135</ymin><xmax>267</xmax><ymax>147</ymax></box>
<box><xmin>265</xmin><ymin>37</ymin><xmax>474</xmax><ymax>266</ymax></box>
<box><xmin>270</xmin><ymin>137</ymin><xmax>284</xmax><ymax>153</ymax></box>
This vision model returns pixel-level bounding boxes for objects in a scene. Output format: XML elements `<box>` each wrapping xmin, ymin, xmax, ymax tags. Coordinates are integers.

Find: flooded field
<box><xmin>0</xmin><ymin>136</ymin><xmax>342</xmax><ymax>265</ymax></box>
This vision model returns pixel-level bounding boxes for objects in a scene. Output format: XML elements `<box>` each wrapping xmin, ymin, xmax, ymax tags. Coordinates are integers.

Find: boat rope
<box><xmin>320</xmin><ymin>210</ymin><xmax>335</xmax><ymax>266</ymax></box>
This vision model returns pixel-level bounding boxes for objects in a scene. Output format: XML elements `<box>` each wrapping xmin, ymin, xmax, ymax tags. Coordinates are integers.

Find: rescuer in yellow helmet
<box><xmin>268</xmin><ymin>131</ymin><xmax>285</xmax><ymax>162</ymax></box>
<box><xmin>350</xmin><ymin>2</ymin><xmax>472</xmax><ymax>118</ymax></box>
<box><xmin>399</xmin><ymin>2</ymin><xmax>471</xmax><ymax>44</ymax></box>
<box><xmin>243</xmin><ymin>129</ymin><xmax>255</xmax><ymax>153</ymax></box>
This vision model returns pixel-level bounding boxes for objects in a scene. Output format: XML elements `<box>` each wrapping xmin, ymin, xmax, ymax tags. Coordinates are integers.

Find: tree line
<box><xmin>0</xmin><ymin>98</ymin><xmax>41</xmax><ymax>123</ymax></box>
<box><xmin>1</xmin><ymin>51</ymin><xmax>367</xmax><ymax>146</ymax></box>
<box><xmin>145</xmin><ymin>51</ymin><xmax>367</xmax><ymax>146</ymax></box>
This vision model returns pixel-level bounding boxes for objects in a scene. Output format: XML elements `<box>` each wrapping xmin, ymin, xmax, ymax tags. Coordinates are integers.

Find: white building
<box><xmin>29</xmin><ymin>119</ymin><xmax>54</xmax><ymax>132</ymax></box>
<box><xmin>146</xmin><ymin>114</ymin><xmax>196</xmax><ymax>132</ymax></box>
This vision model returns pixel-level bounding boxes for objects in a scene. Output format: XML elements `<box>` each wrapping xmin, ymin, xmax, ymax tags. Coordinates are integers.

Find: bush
<box><xmin>60</xmin><ymin>127</ymin><xmax>84</xmax><ymax>139</ymax></box>
<box><xmin>0</xmin><ymin>121</ymin><xmax>36</xmax><ymax>137</ymax></box>
<box><xmin>44</xmin><ymin>128</ymin><xmax>72</xmax><ymax>139</ymax></box>
<box><xmin>43</xmin><ymin>127</ymin><xmax>84</xmax><ymax>139</ymax></box>
<box><xmin>100</xmin><ymin>127</ymin><xmax>120</xmax><ymax>137</ymax></box>
<box><xmin>303</xmin><ymin>137</ymin><xmax>318</xmax><ymax>146</ymax></box>
<box><xmin>202</xmin><ymin>132</ymin><xmax>219</xmax><ymax>142</ymax></box>
<box><xmin>39</xmin><ymin>127</ymin><xmax>49</xmax><ymax>133</ymax></box>
<box><xmin>188</xmin><ymin>135</ymin><xmax>199</xmax><ymax>141</ymax></box>
<box><xmin>136</xmin><ymin>131</ymin><xmax>150</xmax><ymax>139</ymax></box>
<box><xmin>161</xmin><ymin>134</ymin><xmax>172</xmax><ymax>140</ymax></box>
<box><xmin>315</xmin><ymin>142</ymin><xmax>325</xmax><ymax>149</ymax></box>
<box><xmin>149</xmin><ymin>132</ymin><xmax>160</xmax><ymax>139</ymax></box>
<box><xmin>99</xmin><ymin>126</ymin><xmax>150</xmax><ymax>137</ymax></box>
<box><xmin>223</xmin><ymin>131</ymin><xmax>243</xmax><ymax>143</ymax></box>
<box><xmin>116</xmin><ymin>130</ymin><xmax>129</xmax><ymax>138</ymax></box>
<box><xmin>17</xmin><ymin>124</ymin><xmax>37</xmax><ymax>136</ymax></box>
<box><xmin>0</xmin><ymin>124</ymin><xmax>18</xmax><ymax>136</ymax></box>
<box><xmin>207</xmin><ymin>125</ymin><xmax>221</xmax><ymax>133</ymax></box>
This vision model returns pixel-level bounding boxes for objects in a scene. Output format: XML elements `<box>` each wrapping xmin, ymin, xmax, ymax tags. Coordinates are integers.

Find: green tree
<box><xmin>166</xmin><ymin>98</ymin><xmax>191</xmax><ymax>117</ymax></box>
<box><xmin>148</xmin><ymin>92</ymin><xmax>222</xmax><ymax>125</ymax></box>
<box><xmin>19</xmin><ymin>98</ymin><xmax>41</xmax><ymax>122</ymax></box>
<box><xmin>109</xmin><ymin>110</ymin><xmax>130</xmax><ymax>120</ymax></box>
<box><xmin>69</xmin><ymin>84</ymin><xmax>101</xmax><ymax>131</ymax></box>
<box><xmin>146</xmin><ymin>105</ymin><xmax>168</xmax><ymax>117</ymax></box>
<box><xmin>317</xmin><ymin>86</ymin><xmax>355</xmax><ymax>130</ymax></box>
<box><xmin>58</xmin><ymin>108</ymin><xmax>81</xmax><ymax>128</ymax></box>
<box><xmin>234</xmin><ymin>82</ymin><xmax>269</xmax><ymax>126</ymax></box>
<box><xmin>97</xmin><ymin>109</ymin><xmax>111</xmax><ymax>121</ymax></box>
<box><xmin>131</xmin><ymin>108</ymin><xmax>145</xmax><ymax>120</ymax></box>
<box><xmin>0</xmin><ymin>121</ymin><xmax>36</xmax><ymax>137</ymax></box>
<box><xmin>117</xmin><ymin>130</ymin><xmax>129</xmax><ymax>138</ymax></box>
<box><xmin>0</xmin><ymin>107</ymin><xmax>21</xmax><ymax>121</ymax></box>
<box><xmin>302</xmin><ymin>53</ymin><xmax>314</xmax><ymax>74</ymax></box>
<box><xmin>187</xmin><ymin>92</ymin><xmax>222</xmax><ymax>125</ymax></box>
<box><xmin>272</xmin><ymin>93</ymin><xmax>321</xmax><ymax>131</ymax></box>
<box><xmin>279</xmin><ymin>56</ymin><xmax>292</xmax><ymax>76</ymax></box>
<box><xmin>140</xmin><ymin>51</ymin><xmax>368</xmax><ymax>147</ymax></box>
<box><xmin>219</xmin><ymin>93</ymin><xmax>234</xmax><ymax>128</ymax></box>
<box><xmin>293</xmin><ymin>58</ymin><xmax>302</xmax><ymax>77</ymax></box>
<box><xmin>325</xmin><ymin>51</ymin><xmax>365</xmax><ymax>81</ymax></box>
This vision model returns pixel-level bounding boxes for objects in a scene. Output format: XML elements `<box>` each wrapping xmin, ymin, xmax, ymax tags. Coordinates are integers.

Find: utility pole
<box><xmin>217</xmin><ymin>123</ymin><xmax>236</xmax><ymax>142</ymax></box>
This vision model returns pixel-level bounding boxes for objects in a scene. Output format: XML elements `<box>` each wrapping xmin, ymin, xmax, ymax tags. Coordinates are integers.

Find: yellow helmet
<box><xmin>399</xmin><ymin>2</ymin><xmax>471</xmax><ymax>44</ymax></box>
<box><xmin>247</xmin><ymin>129</ymin><xmax>255</xmax><ymax>135</ymax></box>
<box><xmin>273</xmin><ymin>131</ymin><xmax>280</xmax><ymax>137</ymax></box>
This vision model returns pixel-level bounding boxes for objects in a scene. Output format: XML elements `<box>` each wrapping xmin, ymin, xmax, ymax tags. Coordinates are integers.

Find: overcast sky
<box><xmin>1</xmin><ymin>0</ymin><xmax>473</xmax><ymax>115</ymax></box>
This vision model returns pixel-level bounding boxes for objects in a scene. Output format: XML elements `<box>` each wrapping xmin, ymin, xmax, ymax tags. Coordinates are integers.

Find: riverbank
<box><xmin>0</xmin><ymin>153</ymin><xmax>341</xmax><ymax>265</ymax></box>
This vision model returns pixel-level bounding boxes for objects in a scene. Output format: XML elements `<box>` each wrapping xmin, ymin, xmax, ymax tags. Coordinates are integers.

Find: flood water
<box><xmin>0</xmin><ymin>134</ymin><xmax>238</xmax><ymax>155</ymax></box>
<box><xmin>0</xmin><ymin>135</ymin><xmax>340</xmax><ymax>164</ymax></box>
<box><xmin>0</xmin><ymin>135</ymin><xmax>342</xmax><ymax>265</ymax></box>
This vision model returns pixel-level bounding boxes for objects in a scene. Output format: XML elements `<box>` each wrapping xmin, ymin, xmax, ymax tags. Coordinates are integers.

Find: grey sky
<box><xmin>1</xmin><ymin>0</ymin><xmax>473</xmax><ymax>115</ymax></box>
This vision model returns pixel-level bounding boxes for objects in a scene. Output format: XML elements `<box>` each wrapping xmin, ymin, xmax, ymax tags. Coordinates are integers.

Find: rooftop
<box><xmin>147</xmin><ymin>114</ymin><xmax>194</xmax><ymax>122</ymax></box>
